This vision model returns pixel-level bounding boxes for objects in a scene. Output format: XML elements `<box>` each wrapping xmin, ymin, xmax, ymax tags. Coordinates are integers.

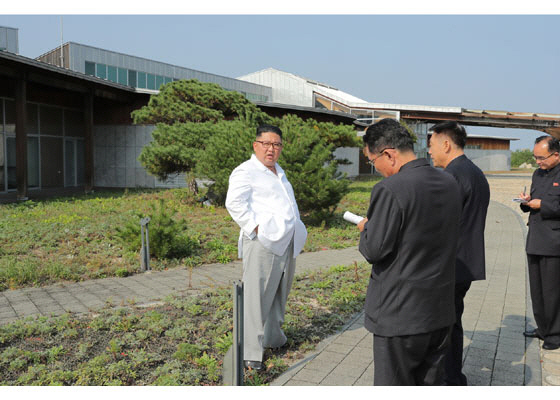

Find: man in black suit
<box><xmin>357</xmin><ymin>118</ymin><xmax>462</xmax><ymax>385</ymax></box>
<box><xmin>519</xmin><ymin>135</ymin><xmax>560</xmax><ymax>351</ymax></box>
<box><xmin>428</xmin><ymin>121</ymin><xmax>490</xmax><ymax>385</ymax></box>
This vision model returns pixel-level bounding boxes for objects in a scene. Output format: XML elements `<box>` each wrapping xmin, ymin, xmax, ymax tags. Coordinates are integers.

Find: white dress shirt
<box><xmin>226</xmin><ymin>154</ymin><xmax>307</xmax><ymax>258</ymax></box>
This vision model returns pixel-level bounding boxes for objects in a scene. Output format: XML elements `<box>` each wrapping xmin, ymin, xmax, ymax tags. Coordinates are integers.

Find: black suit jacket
<box><xmin>521</xmin><ymin>163</ymin><xmax>560</xmax><ymax>256</ymax></box>
<box><xmin>444</xmin><ymin>155</ymin><xmax>490</xmax><ymax>282</ymax></box>
<box><xmin>359</xmin><ymin>158</ymin><xmax>461</xmax><ymax>337</ymax></box>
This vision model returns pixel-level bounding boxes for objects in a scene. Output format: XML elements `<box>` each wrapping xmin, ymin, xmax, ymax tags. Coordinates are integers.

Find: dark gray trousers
<box><xmin>528</xmin><ymin>254</ymin><xmax>560</xmax><ymax>346</ymax></box>
<box><xmin>444</xmin><ymin>281</ymin><xmax>471</xmax><ymax>385</ymax></box>
<box><xmin>373</xmin><ymin>325</ymin><xmax>452</xmax><ymax>386</ymax></box>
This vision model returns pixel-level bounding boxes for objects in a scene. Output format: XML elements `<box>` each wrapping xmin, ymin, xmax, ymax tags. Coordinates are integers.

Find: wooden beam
<box><xmin>15</xmin><ymin>76</ymin><xmax>28</xmax><ymax>200</ymax></box>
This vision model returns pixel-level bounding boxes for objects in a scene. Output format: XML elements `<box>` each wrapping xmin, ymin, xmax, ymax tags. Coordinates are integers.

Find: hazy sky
<box><xmin>1</xmin><ymin>11</ymin><xmax>558</xmax><ymax>150</ymax></box>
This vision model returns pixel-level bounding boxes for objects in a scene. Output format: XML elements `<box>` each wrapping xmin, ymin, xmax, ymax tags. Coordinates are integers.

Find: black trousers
<box><xmin>444</xmin><ymin>281</ymin><xmax>471</xmax><ymax>386</ymax></box>
<box><xmin>527</xmin><ymin>254</ymin><xmax>560</xmax><ymax>346</ymax></box>
<box><xmin>373</xmin><ymin>325</ymin><xmax>452</xmax><ymax>386</ymax></box>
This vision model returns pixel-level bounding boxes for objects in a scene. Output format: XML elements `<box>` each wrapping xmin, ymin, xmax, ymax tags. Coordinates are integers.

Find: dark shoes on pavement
<box><xmin>542</xmin><ymin>342</ymin><xmax>560</xmax><ymax>351</ymax></box>
<box><xmin>523</xmin><ymin>328</ymin><xmax>543</xmax><ymax>339</ymax></box>
<box><xmin>523</xmin><ymin>329</ymin><xmax>560</xmax><ymax>350</ymax></box>
<box><xmin>244</xmin><ymin>360</ymin><xmax>265</xmax><ymax>371</ymax></box>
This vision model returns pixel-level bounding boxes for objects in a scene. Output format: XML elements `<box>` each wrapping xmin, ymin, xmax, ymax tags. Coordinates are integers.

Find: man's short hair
<box><xmin>430</xmin><ymin>121</ymin><xmax>467</xmax><ymax>149</ymax></box>
<box><xmin>256</xmin><ymin>124</ymin><xmax>282</xmax><ymax>138</ymax></box>
<box><xmin>535</xmin><ymin>135</ymin><xmax>560</xmax><ymax>153</ymax></box>
<box><xmin>363</xmin><ymin>118</ymin><xmax>414</xmax><ymax>153</ymax></box>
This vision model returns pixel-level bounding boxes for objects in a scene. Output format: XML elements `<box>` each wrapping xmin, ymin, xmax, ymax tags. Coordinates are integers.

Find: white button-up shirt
<box><xmin>225</xmin><ymin>154</ymin><xmax>307</xmax><ymax>258</ymax></box>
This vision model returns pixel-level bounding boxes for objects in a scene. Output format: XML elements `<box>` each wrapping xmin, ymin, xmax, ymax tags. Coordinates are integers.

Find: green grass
<box><xmin>0</xmin><ymin>262</ymin><xmax>371</xmax><ymax>386</ymax></box>
<box><xmin>0</xmin><ymin>177</ymin><xmax>380</xmax><ymax>290</ymax></box>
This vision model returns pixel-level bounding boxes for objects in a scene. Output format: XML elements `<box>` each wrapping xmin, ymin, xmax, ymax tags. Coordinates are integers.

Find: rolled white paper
<box><xmin>343</xmin><ymin>211</ymin><xmax>364</xmax><ymax>225</ymax></box>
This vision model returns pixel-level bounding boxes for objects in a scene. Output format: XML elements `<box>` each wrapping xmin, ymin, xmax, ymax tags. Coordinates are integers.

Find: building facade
<box><xmin>0</xmin><ymin>26</ymin><xmax>18</xmax><ymax>54</ymax></box>
<box><xmin>36</xmin><ymin>42</ymin><xmax>271</xmax><ymax>102</ymax></box>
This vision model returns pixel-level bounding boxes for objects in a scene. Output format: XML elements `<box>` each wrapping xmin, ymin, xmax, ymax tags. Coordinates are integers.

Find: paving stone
<box><xmin>312</xmin><ymin>350</ymin><xmax>347</xmax><ymax>365</ymax></box>
<box><xmin>472</xmin><ymin>331</ymin><xmax>499</xmax><ymax>342</ymax></box>
<box><xmin>543</xmin><ymin>362</ymin><xmax>560</xmax><ymax>375</ymax></box>
<box><xmin>543</xmin><ymin>352</ymin><xmax>560</xmax><ymax>363</ymax></box>
<box><xmin>332</xmin><ymin>335</ymin><xmax>361</xmax><ymax>346</ymax></box>
<box><xmin>465</xmin><ymin>370</ymin><xmax>492</xmax><ymax>386</ymax></box>
<box><xmin>0</xmin><ymin>309</ymin><xmax>16</xmax><ymax>318</ymax></box>
<box><xmin>319</xmin><ymin>371</ymin><xmax>357</xmax><ymax>386</ymax></box>
<box><xmin>544</xmin><ymin>374</ymin><xmax>560</xmax><ymax>386</ymax></box>
<box><xmin>470</xmin><ymin>340</ymin><xmax>498</xmax><ymax>352</ymax></box>
<box><xmin>284</xmin><ymin>379</ymin><xmax>314</xmax><ymax>386</ymax></box>
<box><xmin>303</xmin><ymin>358</ymin><xmax>337</xmax><ymax>373</ymax></box>
<box><xmin>292</xmin><ymin>367</ymin><xmax>327</xmax><ymax>384</ymax></box>
<box><xmin>329</xmin><ymin>362</ymin><xmax>369</xmax><ymax>378</ymax></box>
<box><xmin>324</xmin><ymin>343</ymin><xmax>354</xmax><ymax>355</ymax></box>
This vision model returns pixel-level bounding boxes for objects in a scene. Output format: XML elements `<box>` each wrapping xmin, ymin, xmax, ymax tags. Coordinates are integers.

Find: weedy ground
<box><xmin>0</xmin><ymin>177</ymin><xmax>380</xmax><ymax>291</ymax></box>
<box><xmin>0</xmin><ymin>262</ymin><xmax>371</xmax><ymax>386</ymax></box>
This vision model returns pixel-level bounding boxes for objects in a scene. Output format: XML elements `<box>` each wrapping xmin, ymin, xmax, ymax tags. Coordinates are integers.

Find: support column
<box><xmin>15</xmin><ymin>76</ymin><xmax>27</xmax><ymax>201</ymax></box>
<box><xmin>84</xmin><ymin>90</ymin><xmax>94</xmax><ymax>193</ymax></box>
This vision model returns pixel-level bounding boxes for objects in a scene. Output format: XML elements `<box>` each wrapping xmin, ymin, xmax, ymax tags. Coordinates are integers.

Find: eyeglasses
<box><xmin>367</xmin><ymin>147</ymin><xmax>394</xmax><ymax>166</ymax></box>
<box><xmin>533</xmin><ymin>152</ymin><xmax>557</xmax><ymax>161</ymax></box>
<box><xmin>255</xmin><ymin>141</ymin><xmax>283</xmax><ymax>150</ymax></box>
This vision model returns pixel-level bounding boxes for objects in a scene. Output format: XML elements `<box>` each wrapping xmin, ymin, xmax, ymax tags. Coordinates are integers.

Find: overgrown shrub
<box><xmin>196</xmin><ymin>114</ymin><xmax>354</xmax><ymax>223</ymax></box>
<box><xmin>115</xmin><ymin>199</ymin><xmax>199</xmax><ymax>259</ymax></box>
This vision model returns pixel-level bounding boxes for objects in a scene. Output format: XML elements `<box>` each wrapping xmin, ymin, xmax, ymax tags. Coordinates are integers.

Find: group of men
<box><xmin>224</xmin><ymin>119</ymin><xmax>560</xmax><ymax>385</ymax></box>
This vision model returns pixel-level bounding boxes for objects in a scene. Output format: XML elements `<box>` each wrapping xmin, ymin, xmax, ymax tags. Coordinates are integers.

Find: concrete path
<box><xmin>1</xmin><ymin>182</ymin><xmax>560</xmax><ymax>385</ymax></box>
<box><xmin>0</xmin><ymin>246</ymin><xmax>362</xmax><ymax>325</ymax></box>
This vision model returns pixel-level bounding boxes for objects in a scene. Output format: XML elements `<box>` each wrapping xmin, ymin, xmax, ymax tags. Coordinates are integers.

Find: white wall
<box><xmin>93</xmin><ymin>124</ymin><xmax>188</xmax><ymax>188</ymax></box>
<box><xmin>464</xmin><ymin>149</ymin><xmax>511</xmax><ymax>171</ymax></box>
<box><xmin>334</xmin><ymin>147</ymin><xmax>360</xmax><ymax>177</ymax></box>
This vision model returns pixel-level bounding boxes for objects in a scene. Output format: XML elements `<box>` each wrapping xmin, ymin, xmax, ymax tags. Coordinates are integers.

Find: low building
<box><xmin>462</xmin><ymin>134</ymin><xmax>518</xmax><ymax>171</ymax></box>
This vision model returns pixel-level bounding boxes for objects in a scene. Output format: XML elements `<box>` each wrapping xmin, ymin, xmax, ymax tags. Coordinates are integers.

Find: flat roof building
<box><xmin>36</xmin><ymin>42</ymin><xmax>271</xmax><ymax>102</ymax></box>
<box><xmin>0</xmin><ymin>26</ymin><xmax>18</xmax><ymax>54</ymax></box>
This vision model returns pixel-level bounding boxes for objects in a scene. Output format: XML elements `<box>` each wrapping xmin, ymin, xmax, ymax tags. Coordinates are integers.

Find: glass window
<box><xmin>41</xmin><ymin>136</ymin><xmax>64</xmax><ymax>187</ymax></box>
<box><xmin>107</xmin><ymin>66</ymin><xmax>117</xmax><ymax>83</ymax></box>
<box><xmin>76</xmin><ymin>140</ymin><xmax>84</xmax><ymax>186</ymax></box>
<box><xmin>26</xmin><ymin>103</ymin><xmax>38</xmax><ymax>134</ymax></box>
<box><xmin>4</xmin><ymin>99</ymin><xmax>15</xmax><ymax>134</ymax></box>
<box><xmin>6</xmin><ymin>136</ymin><xmax>15</xmax><ymax>190</ymax></box>
<box><xmin>96</xmin><ymin>63</ymin><xmax>107</xmax><ymax>80</ymax></box>
<box><xmin>147</xmin><ymin>74</ymin><xmax>156</xmax><ymax>90</ymax></box>
<box><xmin>155</xmin><ymin>75</ymin><xmax>164</xmax><ymax>90</ymax></box>
<box><xmin>137</xmin><ymin>72</ymin><xmax>146</xmax><ymax>89</ymax></box>
<box><xmin>85</xmin><ymin>61</ymin><xmax>95</xmax><ymax>76</ymax></box>
<box><xmin>64</xmin><ymin>139</ymin><xmax>75</xmax><ymax>187</ymax></box>
<box><xmin>164</xmin><ymin>77</ymin><xmax>172</xmax><ymax>84</ymax></box>
<box><xmin>27</xmin><ymin>137</ymin><xmax>39</xmax><ymax>187</ymax></box>
<box><xmin>128</xmin><ymin>70</ymin><xmax>137</xmax><ymax>87</ymax></box>
<box><xmin>40</xmin><ymin>105</ymin><xmax>63</xmax><ymax>136</ymax></box>
<box><xmin>332</xmin><ymin>103</ymin><xmax>350</xmax><ymax>114</ymax></box>
<box><xmin>0</xmin><ymin>133</ymin><xmax>4</xmax><ymax>191</ymax></box>
<box><xmin>117</xmin><ymin>68</ymin><xmax>128</xmax><ymax>85</ymax></box>
<box><xmin>314</xmin><ymin>95</ymin><xmax>331</xmax><ymax>110</ymax></box>
<box><xmin>64</xmin><ymin>110</ymin><xmax>85</xmax><ymax>137</ymax></box>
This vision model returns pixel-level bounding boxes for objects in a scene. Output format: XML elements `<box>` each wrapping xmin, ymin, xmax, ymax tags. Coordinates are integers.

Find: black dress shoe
<box><xmin>244</xmin><ymin>360</ymin><xmax>265</xmax><ymax>371</ymax></box>
<box><xmin>542</xmin><ymin>342</ymin><xmax>560</xmax><ymax>350</ymax></box>
<box><xmin>523</xmin><ymin>329</ymin><xmax>543</xmax><ymax>339</ymax></box>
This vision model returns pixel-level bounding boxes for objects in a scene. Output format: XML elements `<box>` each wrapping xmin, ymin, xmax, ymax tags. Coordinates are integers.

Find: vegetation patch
<box><xmin>0</xmin><ymin>178</ymin><xmax>379</xmax><ymax>291</ymax></box>
<box><xmin>0</xmin><ymin>262</ymin><xmax>370</xmax><ymax>385</ymax></box>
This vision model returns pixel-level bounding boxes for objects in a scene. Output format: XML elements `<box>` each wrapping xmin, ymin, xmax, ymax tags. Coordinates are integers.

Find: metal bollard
<box><xmin>140</xmin><ymin>217</ymin><xmax>151</xmax><ymax>272</ymax></box>
<box><xmin>223</xmin><ymin>280</ymin><xmax>244</xmax><ymax>385</ymax></box>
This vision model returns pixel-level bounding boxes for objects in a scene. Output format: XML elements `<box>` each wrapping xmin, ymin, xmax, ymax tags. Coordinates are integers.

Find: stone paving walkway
<box><xmin>1</xmin><ymin>173</ymin><xmax>559</xmax><ymax>385</ymax></box>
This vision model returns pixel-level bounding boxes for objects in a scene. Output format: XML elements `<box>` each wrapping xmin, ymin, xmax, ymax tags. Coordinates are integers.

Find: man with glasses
<box><xmin>518</xmin><ymin>135</ymin><xmax>560</xmax><ymax>351</ymax></box>
<box><xmin>428</xmin><ymin>121</ymin><xmax>490</xmax><ymax>385</ymax></box>
<box><xmin>226</xmin><ymin>124</ymin><xmax>307</xmax><ymax>371</ymax></box>
<box><xmin>357</xmin><ymin>118</ymin><xmax>462</xmax><ymax>385</ymax></box>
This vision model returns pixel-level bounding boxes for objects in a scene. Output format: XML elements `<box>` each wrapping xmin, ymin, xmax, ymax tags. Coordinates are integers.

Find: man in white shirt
<box><xmin>226</xmin><ymin>124</ymin><xmax>307</xmax><ymax>371</ymax></box>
